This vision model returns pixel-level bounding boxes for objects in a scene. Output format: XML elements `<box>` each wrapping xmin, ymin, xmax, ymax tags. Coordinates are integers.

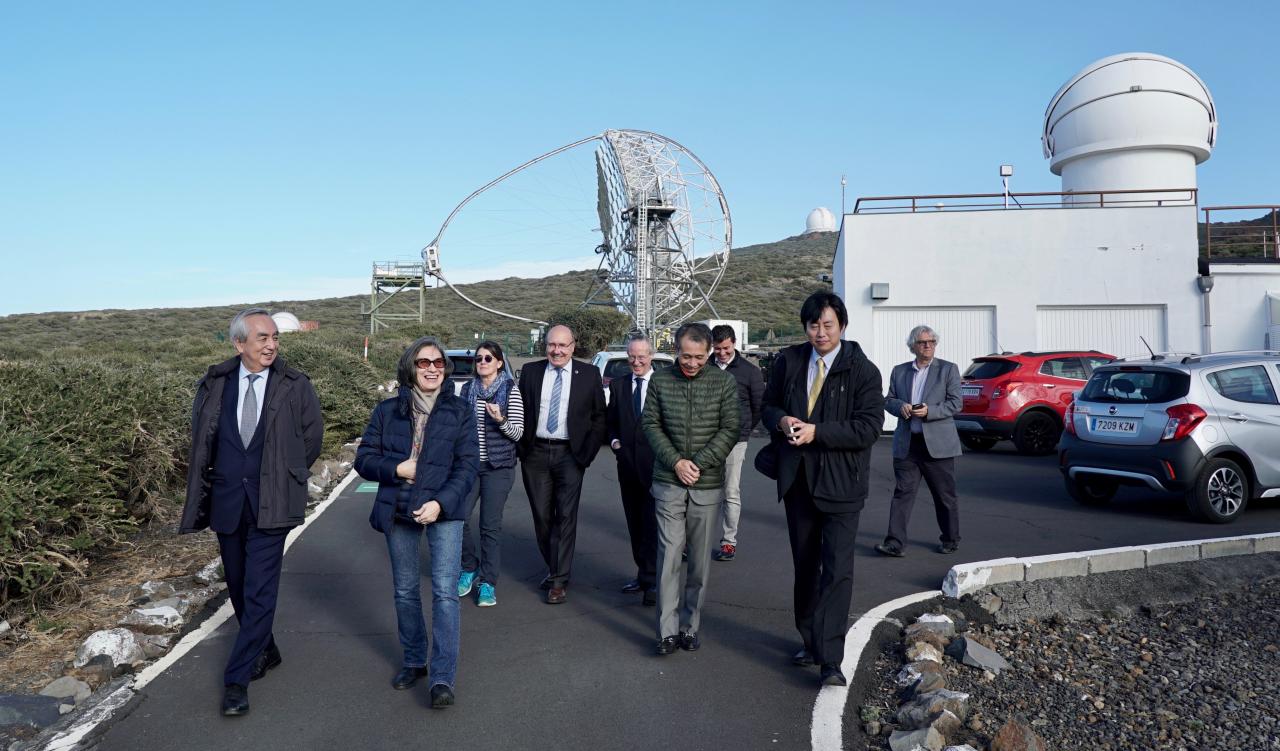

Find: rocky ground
<box><xmin>854</xmin><ymin>558</ymin><xmax>1280</xmax><ymax>750</ymax></box>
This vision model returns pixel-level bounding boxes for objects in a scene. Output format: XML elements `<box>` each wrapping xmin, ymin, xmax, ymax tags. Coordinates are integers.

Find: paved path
<box><xmin>96</xmin><ymin>437</ymin><xmax>1280</xmax><ymax>751</ymax></box>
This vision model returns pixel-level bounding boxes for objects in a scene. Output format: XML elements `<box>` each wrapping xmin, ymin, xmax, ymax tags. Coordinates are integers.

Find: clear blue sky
<box><xmin>2</xmin><ymin>1</ymin><xmax>1276</xmax><ymax>315</ymax></box>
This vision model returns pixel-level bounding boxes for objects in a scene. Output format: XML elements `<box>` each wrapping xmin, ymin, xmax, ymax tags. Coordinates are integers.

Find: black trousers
<box><xmin>617</xmin><ymin>462</ymin><xmax>657</xmax><ymax>591</ymax></box>
<box><xmin>216</xmin><ymin>501</ymin><xmax>288</xmax><ymax>687</ymax></box>
<box><xmin>782</xmin><ymin>467</ymin><xmax>861</xmax><ymax>667</ymax></box>
<box><xmin>520</xmin><ymin>442</ymin><xmax>585</xmax><ymax>588</ymax></box>
<box><xmin>887</xmin><ymin>433</ymin><xmax>960</xmax><ymax>546</ymax></box>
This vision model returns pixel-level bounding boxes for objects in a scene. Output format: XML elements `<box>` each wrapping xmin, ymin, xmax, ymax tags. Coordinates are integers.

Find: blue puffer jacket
<box><xmin>355</xmin><ymin>388</ymin><xmax>479</xmax><ymax>533</ymax></box>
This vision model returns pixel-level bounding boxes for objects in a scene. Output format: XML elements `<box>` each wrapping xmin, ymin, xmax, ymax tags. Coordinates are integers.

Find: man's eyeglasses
<box><xmin>415</xmin><ymin>357</ymin><xmax>447</xmax><ymax>370</ymax></box>
<box><xmin>477</xmin><ymin>355</ymin><xmax>497</xmax><ymax>364</ymax></box>
<box><xmin>915</xmin><ymin>340</ymin><xmax>937</xmax><ymax>347</ymax></box>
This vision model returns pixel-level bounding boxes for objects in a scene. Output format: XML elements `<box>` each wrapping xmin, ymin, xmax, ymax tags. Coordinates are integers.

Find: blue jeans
<box><xmin>461</xmin><ymin>464</ymin><xmax>515</xmax><ymax>585</ymax></box>
<box><xmin>385</xmin><ymin>518</ymin><xmax>463</xmax><ymax>687</ymax></box>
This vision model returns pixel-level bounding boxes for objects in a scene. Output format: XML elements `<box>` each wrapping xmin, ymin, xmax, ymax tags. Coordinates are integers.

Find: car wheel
<box><xmin>1012</xmin><ymin>411</ymin><xmax>1060</xmax><ymax>455</ymax></box>
<box><xmin>1064</xmin><ymin>474</ymin><xmax>1117</xmax><ymax>506</ymax></box>
<box><xmin>959</xmin><ymin>434</ymin><xmax>998</xmax><ymax>452</ymax></box>
<box><xmin>1186</xmin><ymin>458</ymin><xmax>1249</xmax><ymax>523</ymax></box>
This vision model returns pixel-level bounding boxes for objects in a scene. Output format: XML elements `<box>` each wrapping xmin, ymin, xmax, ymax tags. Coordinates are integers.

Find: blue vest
<box><xmin>210</xmin><ymin>373</ymin><xmax>267</xmax><ymax>533</ymax></box>
<box><xmin>481</xmin><ymin>381</ymin><xmax>518</xmax><ymax>469</ymax></box>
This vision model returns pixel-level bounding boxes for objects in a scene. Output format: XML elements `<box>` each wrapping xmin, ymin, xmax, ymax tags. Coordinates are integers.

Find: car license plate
<box><xmin>961</xmin><ymin>386</ymin><xmax>981</xmax><ymax>399</ymax></box>
<box><xmin>1092</xmin><ymin>417</ymin><xmax>1137</xmax><ymax>434</ymax></box>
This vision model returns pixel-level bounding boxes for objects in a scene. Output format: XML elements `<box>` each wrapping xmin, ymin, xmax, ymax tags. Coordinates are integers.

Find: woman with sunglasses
<box><xmin>354</xmin><ymin>336</ymin><xmax>478</xmax><ymax>708</ymax></box>
<box><xmin>456</xmin><ymin>340</ymin><xmax>524</xmax><ymax>607</ymax></box>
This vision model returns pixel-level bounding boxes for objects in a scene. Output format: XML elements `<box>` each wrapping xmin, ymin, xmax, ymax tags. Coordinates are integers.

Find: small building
<box><xmin>834</xmin><ymin>53</ymin><xmax>1280</xmax><ymax>411</ymax></box>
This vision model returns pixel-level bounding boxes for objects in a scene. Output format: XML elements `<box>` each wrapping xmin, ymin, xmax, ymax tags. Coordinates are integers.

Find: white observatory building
<box><xmin>805</xmin><ymin>207</ymin><xmax>837</xmax><ymax>234</ymax></box>
<box><xmin>271</xmin><ymin>311</ymin><xmax>302</xmax><ymax>333</ymax></box>
<box><xmin>834</xmin><ymin>52</ymin><xmax>1280</xmax><ymax>407</ymax></box>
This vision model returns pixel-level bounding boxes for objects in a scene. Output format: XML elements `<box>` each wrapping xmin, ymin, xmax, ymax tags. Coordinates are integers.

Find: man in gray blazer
<box><xmin>875</xmin><ymin>325</ymin><xmax>964</xmax><ymax>557</ymax></box>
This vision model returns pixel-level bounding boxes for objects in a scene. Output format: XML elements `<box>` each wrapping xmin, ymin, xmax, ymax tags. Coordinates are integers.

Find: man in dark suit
<box><xmin>517</xmin><ymin>323</ymin><xmax>607</xmax><ymax>604</ymax></box>
<box><xmin>875</xmin><ymin>324</ymin><xmax>964</xmax><ymax>557</ymax></box>
<box><xmin>761</xmin><ymin>292</ymin><xmax>883</xmax><ymax>687</ymax></box>
<box><xmin>607</xmin><ymin>336</ymin><xmax>659</xmax><ymax>606</ymax></box>
<box><xmin>180</xmin><ymin>308</ymin><xmax>323</xmax><ymax>716</ymax></box>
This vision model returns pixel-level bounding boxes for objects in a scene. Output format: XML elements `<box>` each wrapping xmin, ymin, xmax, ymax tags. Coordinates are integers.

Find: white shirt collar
<box><xmin>810</xmin><ymin>342</ymin><xmax>842</xmax><ymax>369</ymax></box>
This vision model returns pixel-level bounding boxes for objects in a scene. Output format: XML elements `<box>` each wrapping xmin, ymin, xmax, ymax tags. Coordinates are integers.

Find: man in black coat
<box><xmin>606</xmin><ymin>336</ymin><xmax>659</xmax><ymax>605</ymax></box>
<box><xmin>517</xmin><ymin>324</ymin><xmax>608</xmax><ymax>604</ymax></box>
<box><xmin>761</xmin><ymin>292</ymin><xmax>884</xmax><ymax>687</ymax></box>
<box><xmin>180</xmin><ymin>308</ymin><xmax>324</xmax><ymax>716</ymax></box>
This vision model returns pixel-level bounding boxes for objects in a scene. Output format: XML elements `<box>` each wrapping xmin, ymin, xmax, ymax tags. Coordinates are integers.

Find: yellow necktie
<box><xmin>807</xmin><ymin>357</ymin><xmax>826</xmax><ymax>417</ymax></box>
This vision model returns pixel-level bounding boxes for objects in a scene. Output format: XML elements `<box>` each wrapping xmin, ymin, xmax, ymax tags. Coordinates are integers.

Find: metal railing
<box><xmin>372</xmin><ymin>261</ymin><xmax>425</xmax><ymax>277</ymax></box>
<box><xmin>1201</xmin><ymin>206</ymin><xmax>1280</xmax><ymax>259</ymax></box>
<box><xmin>853</xmin><ymin>187</ymin><xmax>1198</xmax><ymax>214</ymax></box>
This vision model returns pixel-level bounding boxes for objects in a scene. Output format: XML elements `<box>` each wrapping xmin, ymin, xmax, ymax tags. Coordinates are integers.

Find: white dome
<box><xmin>271</xmin><ymin>311</ymin><xmax>302</xmax><ymax>332</ymax></box>
<box><xmin>805</xmin><ymin>207</ymin><xmax>836</xmax><ymax>234</ymax></box>
<box><xmin>1042</xmin><ymin>53</ymin><xmax>1216</xmax><ymax>195</ymax></box>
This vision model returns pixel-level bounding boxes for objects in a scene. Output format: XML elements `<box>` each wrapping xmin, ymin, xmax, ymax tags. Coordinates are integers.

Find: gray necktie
<box><xmin>240</xmin><ymin>374</ymin><xmax>260</xmax><ymax>448</ymax></box>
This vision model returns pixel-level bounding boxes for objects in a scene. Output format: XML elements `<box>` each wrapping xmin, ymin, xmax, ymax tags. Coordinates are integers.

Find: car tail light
<box><xmin>1162</xmin><ymin>404</ymin><xmax>1207</xmax><ymax>441</ymax></box>
<box><xmin>1063</xmin><ymin>399</ymin><xmax>1077</xmax><ymax>436</ymax></box>
<box><xmin>992</xmin><ymin>381</ymin><xmax>1021</xmax><ymax>399</ymax></box>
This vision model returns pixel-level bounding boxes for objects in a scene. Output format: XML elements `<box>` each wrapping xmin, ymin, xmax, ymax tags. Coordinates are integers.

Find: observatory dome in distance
<box><xmin>1042</xmin><ymin>52</ymin><xmax>1216</xmax><ymax>195</ymax></box>
<box><xmin>271</xmin><ymin>311</ymin><xmax>302</xmax><ymax>333</ymax></box>
<box><xmin>805</xmin><ymin>207</ymin><xmax>836</xmax><ymax>234</ymax></box>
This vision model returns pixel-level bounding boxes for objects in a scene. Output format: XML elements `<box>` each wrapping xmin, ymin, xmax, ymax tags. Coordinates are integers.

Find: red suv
<box><xmin>956</xmin><ymin>350</ymin><xmax>1115</xmax><ymax>454</ymax></box>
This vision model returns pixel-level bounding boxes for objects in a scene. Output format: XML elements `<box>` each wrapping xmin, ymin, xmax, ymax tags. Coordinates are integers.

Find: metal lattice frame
<box><xmin>424</xmin><ymin>129</ymin><xmax>731</xmax><ymax>337</ymax></box>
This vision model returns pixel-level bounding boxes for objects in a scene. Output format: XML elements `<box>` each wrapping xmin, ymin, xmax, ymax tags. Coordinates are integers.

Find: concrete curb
<box><xmin>942</xmin><ymin>531</ymin><xmax>1280</xmax><ymax>599</ymax></box>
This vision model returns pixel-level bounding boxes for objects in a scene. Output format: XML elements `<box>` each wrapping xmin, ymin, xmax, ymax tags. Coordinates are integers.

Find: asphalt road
<box><xmin>96</xmin><ymin>437</ymin><xmax>1280</xmax><ymax>751</ymax></box>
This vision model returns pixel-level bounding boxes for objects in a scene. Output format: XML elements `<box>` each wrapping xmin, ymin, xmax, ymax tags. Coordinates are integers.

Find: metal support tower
<box><xmin>362</xmin><ymin>261</ymin><xmax>426</xmax><ymax>335</ymax></box>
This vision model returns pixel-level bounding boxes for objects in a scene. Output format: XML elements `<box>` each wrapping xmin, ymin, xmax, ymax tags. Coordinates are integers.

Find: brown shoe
<box><xmin>546</xmin><ymin>587</ymin><xmax>567</xmax><ymax>604</ymax></box>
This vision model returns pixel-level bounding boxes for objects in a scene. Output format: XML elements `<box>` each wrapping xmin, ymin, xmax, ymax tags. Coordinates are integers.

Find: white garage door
<box><xmin>1035</xmin><ymin>306</ymin><xmax>1167</xmax><ymax>359</ymax></box>
<box><xmin>872</xmin><ymin>307</ymin><xmax>996</xmax><ymax>430</ymax></box>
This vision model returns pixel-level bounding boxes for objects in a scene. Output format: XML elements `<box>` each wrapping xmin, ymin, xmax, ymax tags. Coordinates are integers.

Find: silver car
<box><xmin>1058</xmin><ymin>350</ymin><xmax>1280</xmax><ymax>523</ymax></box>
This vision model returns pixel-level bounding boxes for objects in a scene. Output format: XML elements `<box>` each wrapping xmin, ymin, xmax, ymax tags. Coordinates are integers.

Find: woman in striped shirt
<box><xmin>457</xmin><ymin>340</ymin><xmax>524</xmax><ymax>607</ymax></box>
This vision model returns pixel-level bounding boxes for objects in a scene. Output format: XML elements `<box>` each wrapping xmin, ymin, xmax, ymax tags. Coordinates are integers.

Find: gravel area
<box><xmin>853</xmin><ymin>562</ymin><xmax>1280</xmax><ymax>750</ymax></box>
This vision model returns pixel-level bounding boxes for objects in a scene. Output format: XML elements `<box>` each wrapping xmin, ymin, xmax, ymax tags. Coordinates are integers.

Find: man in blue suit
<box><xmin>180</xmin><ymin>308</ymin><xmax>324</xmax><ymax>716</ymax></box>
<box><xmin>606</xmin><ymin>335</ymin><xmax>659</xmax><ymax>606</ymax></box>
<box><xmin>875</xmin><ymin>324</ymin><xmax>963</xmax><ymax>557</ymax></box>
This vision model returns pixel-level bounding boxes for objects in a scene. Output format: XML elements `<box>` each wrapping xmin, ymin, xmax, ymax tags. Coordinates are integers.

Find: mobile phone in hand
<box><xmin>912</xmin><ymin>403</ymin><xmax>924</xmax><ymax>410</ymax></box>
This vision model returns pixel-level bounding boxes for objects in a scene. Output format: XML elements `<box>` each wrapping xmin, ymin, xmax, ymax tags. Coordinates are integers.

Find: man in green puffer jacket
<box><xmin>641</xmin><ymin>322</ymin><xmax>740</xmax><ymax>656</ymax></box>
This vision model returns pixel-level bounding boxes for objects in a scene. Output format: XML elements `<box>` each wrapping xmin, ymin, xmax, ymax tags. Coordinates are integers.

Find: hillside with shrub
<box><xmin>0</xmin><ymin>231</ymin><xmax>835</xmax><ymax>613</ymax></box>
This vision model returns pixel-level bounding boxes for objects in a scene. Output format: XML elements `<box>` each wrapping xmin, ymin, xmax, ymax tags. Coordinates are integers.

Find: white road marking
<box><xmin>810</xmin><ymin>589</ymin><xmax>940</xmax><ymax>751</ymax></box>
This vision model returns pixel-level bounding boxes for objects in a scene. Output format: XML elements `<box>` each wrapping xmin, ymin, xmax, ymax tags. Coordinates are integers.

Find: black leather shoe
<box><xmin>222</xmin><ymin>684</ymin><xmax>249</xmax><ymax>716</ymax></box>
<box><xmin>655</xmin><ymin>636</ymin><xmax>679</xmax><ymax>656</ymax></box>
<box><xmin>642</xmin><ymin>589</ymin><xmax>657</xmax><ymax>606</ymax></box>
<box><xmin>621</xmin><ymin>578</ymin><xmax>642</xmax><ymax>593</ymax></box>
<box><xmin>391</xmin><ymin>666</ymin><xmax>428</xmax><ymax>690</ymax></box>
<box><xmin>937</xmin><ymin>541</ymin><xmax>960</xmax><ymax>555</ymax></box>
<box><xmin>679</xmin><ymin>631</ymin><xmax>700</xmax><ymax>652</ymax></box>
<box><xmin>429</xmin><ymin>683</ymin><xmax>455</xmax><ymax>708</ymax></box>
<box><xmin>792</xmin><ymin>648</ymin><xmax>817</xmax><ymax>667</ymax></box>
<box><xmin>819</xmin><ymin>664</ymin><xmax>847</xmax><ymax>686</ymax></box>
<box><xmin>250</xmin><ymin>643</ymin><xmax>282</xmax><ymax>681</ymax></box>
<box><xmin>874</xmin><ymin>541</ymin><xmax>905</xmax><ymax>557</ymax></box>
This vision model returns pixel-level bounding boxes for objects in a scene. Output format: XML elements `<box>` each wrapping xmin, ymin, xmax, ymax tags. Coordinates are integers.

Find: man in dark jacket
<box><xmin>642</xmin><ymin>323</ymin><xmax>740</xmax><ymax>655</ymax></box>
<box><xmin>516</xmin><ymin>324</ymin><xmax>607</xmax><ymax>604</ymax></box>
<box><xmin>761</xmin><ymin>291</ymin><xmax>883</xmax><ymax>687</ymax></box>
<box><xmin>606</xmin><ymin>335</ymin><xmax>660</xmax><ymax>606</ymax></box>
<box><xmin>180</xmin><ymin>308</ymin><xmax>323</xmax><ymax>716</ymax></box>
<box><xmin>710</xmin><ymin>324</ymin><xmax>764</xmax><ymax>562</ymax></box>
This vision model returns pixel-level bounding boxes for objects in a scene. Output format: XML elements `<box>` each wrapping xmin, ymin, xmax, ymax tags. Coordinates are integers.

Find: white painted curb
<box><xmin>37</xmin><ymin>469</ymin><xmax>360</xmax><ymax>751</ymax></box>
<box><xmin>811</xmin><ymin>589</ymin><xmax>939</xmax><ymax>751</ymax></box>
<box><xmin>942</xmin><ymin>531</ymin><xmax>1280</xmax><ymax>598</ymax></box>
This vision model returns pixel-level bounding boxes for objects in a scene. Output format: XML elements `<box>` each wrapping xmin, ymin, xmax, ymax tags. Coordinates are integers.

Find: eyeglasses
<box><xmin>477</xmin><ymin>355</ymin><xmax>497</xmax><ymax>364</ymax></box>
<box><xmin>915</xmin><ymin>340</ymin><xmax>937</xmax><ymax>347</ymax></box>
<box><xmin>415</xmin><ymin>357</ymin><xmax>447</xmax><ymax>370</ymax></box>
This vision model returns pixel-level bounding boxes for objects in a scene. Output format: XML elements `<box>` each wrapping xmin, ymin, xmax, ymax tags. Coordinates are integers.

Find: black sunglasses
<box><xmin>477</xmin><ymin>354</ymin><xmax>498</xmax><ymax>364</ymax></box>
<box><xmin>414</xmin><ymin>357</ymin><xmax>447</xmax><ymax>370</ymax></box>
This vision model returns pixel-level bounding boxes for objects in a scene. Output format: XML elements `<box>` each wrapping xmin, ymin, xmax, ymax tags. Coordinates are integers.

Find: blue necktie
<box><xmin>633</xmin><ymin>376</ymin><xmax>644</xmax><ymax>416</ymax></box>
<box><xmin>547</xmin><ymin>367</ymin><xmax>564</xmax><ymax>434</ymax></box>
